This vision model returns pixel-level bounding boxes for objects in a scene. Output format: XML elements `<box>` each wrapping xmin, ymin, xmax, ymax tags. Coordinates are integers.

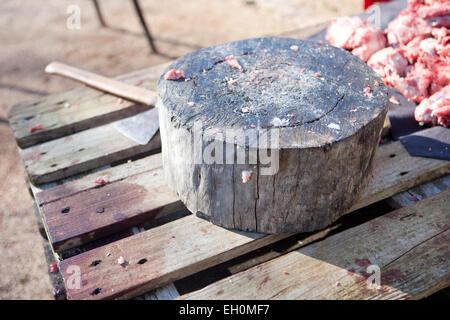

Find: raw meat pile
<box><xmin>326</xmin><ymin>16</ymin><xmax>386</xmax><ymax>62</ymax></box>
<box><xmin>326</xmin><ymin>0</ymin><xmax>450</xmax><ymax>127</ymax></box>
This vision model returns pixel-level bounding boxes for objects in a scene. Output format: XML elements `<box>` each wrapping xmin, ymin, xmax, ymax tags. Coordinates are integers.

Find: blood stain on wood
<box><xmin>381</xmin><ymin>269</ymin><xmax>403</xmax><ymax>285</ymax></box>
<box><xmin>347</xmin><ymin>268</ymin><xmax>355</xmax><ymax>276</ymax></box>
<box><xmin>258</xmin><ymin>276</ymin><xmax>270</xmax><ymax>290</ymax></box>
<box><xmin>355</xmin><ymin>258</ymin><xmax>371</xmax><ymax>267</ymax></box>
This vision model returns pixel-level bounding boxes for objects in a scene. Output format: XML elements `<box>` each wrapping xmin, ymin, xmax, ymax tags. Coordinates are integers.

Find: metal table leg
<box><xmin>132</xmin><ymin>0</ymin><xmax>158</xmax><ymax>54</ymax></box>
<box><xmin>92</xmin><ymin>0</ymin><xmax>107</xmax><ymax>27</ymax></box>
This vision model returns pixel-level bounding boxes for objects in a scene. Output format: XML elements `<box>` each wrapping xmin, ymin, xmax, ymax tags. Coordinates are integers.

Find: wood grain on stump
<box><xmin>157</xmin><ymin>37</ymin><xmax>388</xmax><ymax>234</ymax></box>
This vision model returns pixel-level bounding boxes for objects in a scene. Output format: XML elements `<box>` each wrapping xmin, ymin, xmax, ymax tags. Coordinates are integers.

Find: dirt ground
<box><xmin>0</xmin><ymin>0</ymin><xmax>361</xmax><ymax>299</ymax></box>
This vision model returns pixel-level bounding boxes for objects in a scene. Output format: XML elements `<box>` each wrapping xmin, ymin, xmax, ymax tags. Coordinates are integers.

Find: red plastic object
<box><xmin>364</xmin><ymin>0</ymin><xmax>393</xmax><ymax>10</ymax></box>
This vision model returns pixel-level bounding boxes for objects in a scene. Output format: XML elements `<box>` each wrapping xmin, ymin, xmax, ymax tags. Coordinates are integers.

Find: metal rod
<box><xmin>132</xmin><ymin>0</ymin><xmax>158</xmax><ymax>54</ymax></box>
<box><xmin>92</xmin><ymin>0</ymin><xmax>107</xmax><ymax>27</ymax></box>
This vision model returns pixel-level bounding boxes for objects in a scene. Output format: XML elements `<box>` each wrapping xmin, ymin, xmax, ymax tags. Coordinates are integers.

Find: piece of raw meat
<box><xmin>328</xmin><ymin>0</ymin><xmax>449</xmax><ymax>126</ymax></box>
<box><xmin>326</xmin><ymin>16</ymin><xmax>385</xmax><ymax>61</ymax></box>
<box><xmin>347</xmin><ymin>27</ymin><xmax>386</xmax><ymax>61</ymax></box>
<box><xmin>385</xmin><ymin>9</ymin><xmax>432</xmax><ymax>45</ymax></box>
<box><xmin>368</xmin><ymin>47</ymin><xmax>409</xmax><ymax>83</ymax></box>
<box><xmin>164</xmin><ymin>69</ymin><xmax>185</xmax><ymax>80</ymax></box>
<box><xmin>432</xmin><ymin>27</ymin><xmax>450</xmax><ymax>60</ymax></box>
<box><xmin>326</xmin><ymin>16</ymin><xmax>365</xmax><ymax>48</ymax></box>
<box><xmin>414</xmin><ymin>0</ymin><xmax>450</xmax><ymax>19</ymax></box>
<box><xmin>409</xmin><ymin>0</ymin><xmax>450</xmax><ymax>27</ymax></box>
<box><xmin>414</xmin><ymin>85</ymin><xmax>450</xmax><ymax>126</ymax></box>
<box><xmin>416</xmin><ymin>51</ymin><xmax>450</xmax><ymax>92</ymax></box>
<box><xmin>395</xmin><ymin>62</ymin><xmax>434</xmax><ymax>102</ymax></box>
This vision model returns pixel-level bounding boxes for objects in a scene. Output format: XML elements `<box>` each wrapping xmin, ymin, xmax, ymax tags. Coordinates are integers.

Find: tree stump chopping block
<box><xmin>157</xmin><ymin>37</ymin><xmax>388</xmax><ymax>234</ymax></box>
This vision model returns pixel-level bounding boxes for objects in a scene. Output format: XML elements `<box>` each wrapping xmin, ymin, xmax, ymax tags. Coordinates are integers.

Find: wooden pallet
<box><xmin>8</xmin><ymin>11</ymin><xmax>449</xmax><ymax>300</ymax></box>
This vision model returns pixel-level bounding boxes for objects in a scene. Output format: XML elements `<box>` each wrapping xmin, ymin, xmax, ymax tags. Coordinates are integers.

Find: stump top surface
<box><xmin>158</xmin><ymin>37</ymin><xmax>388</xmax><ymax>148</ymax></box>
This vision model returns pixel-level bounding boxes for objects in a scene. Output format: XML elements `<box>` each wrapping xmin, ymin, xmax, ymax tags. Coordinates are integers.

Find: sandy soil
<box><xmin>0</xmin><ymin>0</ymin><xmax>361</xmax><ymax>299</ymax></box>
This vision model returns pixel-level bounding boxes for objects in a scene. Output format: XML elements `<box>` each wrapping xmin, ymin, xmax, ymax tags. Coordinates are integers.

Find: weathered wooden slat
<box><xmin>8</xmin><ymin>63</ymin><xmax>169</xmax><ymax>148</ymax></box>
<box><xmin>35</xmin><ymin>154</ymin><xmax>163</xmax><ymax>205</ymax></box>
<box><xmin>387</xmin><ymin>175</ymin><xmax>450</xmax><ymax>209</ymax></box>
<box><xmin>59</xmin><ymin>215</ymin><xmax>287</xmax><ymax>300</ymax></box>
<box><xmin>349</xmin><ymin>141</ymin><xmax>450</xmax><ymax>212</ymax></box>
<box><xmin>180</xmin><ymin>189</ymin><xmax>449</xmax><ymax>300</ymax></box>
<box><xmin>129</xmin><ymin>227</ymin><xmax>181</xmax><ymax>300</ymax></box>
<box><xmin>58</xmin><ymin>140</ymin><xmax>449</xmax><ymax>300</ymax></box>
<box><xmin>41</xmin><ymin>166</ymin><xmax>181</xmax><ymax>251</ymax></box>
<box><xmin>35</xmin><ymin>154</ymin><xmax>185</xmax><ymax>253</ymax></box>
<box><xmin>19</xmin><ymin>120</ymin><xmax>161</xmax><ymax>185</ymax></box>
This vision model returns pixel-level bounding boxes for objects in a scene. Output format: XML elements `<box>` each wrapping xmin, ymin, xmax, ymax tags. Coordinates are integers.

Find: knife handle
<box><xmin>45</xmin><ymin>61</ymin><xmax>157</xmax><ymax>106</ymax></box>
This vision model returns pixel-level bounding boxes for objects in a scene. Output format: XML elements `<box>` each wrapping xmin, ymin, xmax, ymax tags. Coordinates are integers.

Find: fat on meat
<box><xmin>326</xmin><ymin>16</ymin><xmax>365</xmax><ymax>49</ymax></box>
<box><xmin>368</xmin><ymin>47</ymin><xmax>409</xmax><ymax>83</ymax></box>
<box><xmin>347</xmin><ymin>27</ymin><xmax>386</xmax><ymax>62</ymax></box>
<box><xmin>409</xmin><ymin>0</ymin><xmax>450</xmax><ymax>27</ymax></box>
<box><xmin>432</xmin><ymin>27</ymin><xmax>450</xmax><ymax>61</ymax></box>
<box><xmin>414</xmin><ymin>85</ymin><xmax>450</xmax><ymax>126</ymax></box>
<box><xmin>395</xmin><ymin>62</ymin><xmax>434</xmax><ymax>102</ymax></box>
<box><xmin>385</xmin><ymin>9</ymin><xmax>432</xmax><ymax>45</ymax></box>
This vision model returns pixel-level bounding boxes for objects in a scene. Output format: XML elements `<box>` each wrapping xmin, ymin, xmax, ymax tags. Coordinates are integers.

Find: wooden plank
<box><xmin>130</xmin><ymin>227</ymin><xmax>180</xmax><ymax>300</ymax></box>
<box><xmin>19</xmin><ymin>120</ymin><xmax>161</xmax><ymax>185</ymax></box>
<box><xmin>59</xmin><ymin>215</ymin><xmax>287</xmax><ymax>300</ymax></box>
<box><xmin>180</xmin><ymin>189</ymin><xmax>449</xmax><ymax>300</ymax></box>
<box><xmin>40</xmin><ymin>164</ymin><xmax>182</xmax><ymax>251</ymax></box>
<box><xmin>35</xmin><ymin>154</ymin><xmax>185</xmax><ymax>253</ymax></box>
<box><xmin>8</xmin><ymin>63</ymin><xmax>169</xmax><ymax>148</ymax></box>
<box><xmin>35</xmin><ymin>153</ymin><xmax>163</xmax><ymax>205</ymax></box>
<box><xmin>349</xmin><ymin>141</ymin><xmax>450</xmax><ymax>211</ymax></box>
<box><xmin>58</xmin><ymin>140</ymin><xmax>449</xmax><ymax>300</ymax></box>
<box><xmin>387</xmin><ymin>175</ymin><xmax>450</xmax><ymax>209</ymax></box>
